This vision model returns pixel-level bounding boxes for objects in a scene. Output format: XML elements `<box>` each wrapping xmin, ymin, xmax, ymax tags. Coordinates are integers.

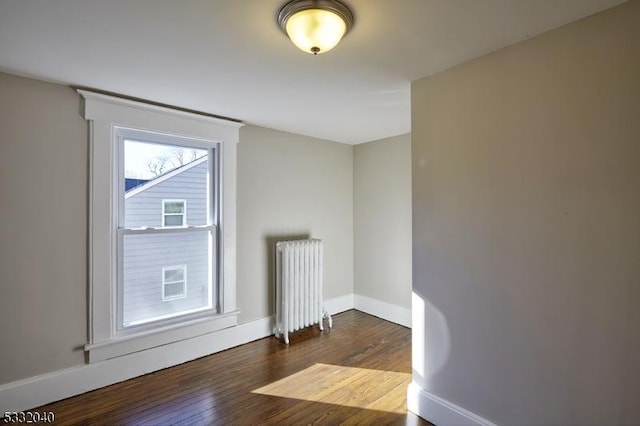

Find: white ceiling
<box><xmin>0</xmin><ymin>0</ymin><xmax>626</xmax><ymax>144</ymax></box>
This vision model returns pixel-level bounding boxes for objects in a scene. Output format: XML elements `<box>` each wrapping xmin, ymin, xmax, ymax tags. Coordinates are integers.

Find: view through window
<box><xmin>120</xmin><ymin>137</ymin><xmax>215</xmax><ymax>329</ymax></box>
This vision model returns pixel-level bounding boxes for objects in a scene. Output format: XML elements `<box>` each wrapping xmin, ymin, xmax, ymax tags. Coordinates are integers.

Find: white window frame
<box><xmin>80</xmin><ymin>90</ymin><xmax>242</xmax><ymax>363</ymax></box>
<box><xmin>162</xmin><ymin>265</ymin><xmax>187</xmax><ymax>301</ymax></box>
<box><xmin>162</xmin><ymin>199</ymin><xmax>187</xmax><ymax>227</ymax></box>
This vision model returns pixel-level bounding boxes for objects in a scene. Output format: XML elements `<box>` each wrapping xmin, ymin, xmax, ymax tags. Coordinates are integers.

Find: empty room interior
<box><xmin>0</xmin><ymin>1</ymin><xmax>639</xmax><ymax>425</ymax></box>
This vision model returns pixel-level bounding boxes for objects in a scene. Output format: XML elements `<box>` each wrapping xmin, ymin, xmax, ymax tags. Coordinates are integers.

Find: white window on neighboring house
<box><xmin>163</xmin><ymin>200</ymin><xmax>186</xmax><ymax>227</ymax></box>
<box><xmin>162</xmin><ymin>266</ymin><xmax>187</xmax><ymax>301</ymax></box>
<box><xmin>80</xmin><ymin>90</ymin><xmax>243</xmax><ymax>363</ymax></box>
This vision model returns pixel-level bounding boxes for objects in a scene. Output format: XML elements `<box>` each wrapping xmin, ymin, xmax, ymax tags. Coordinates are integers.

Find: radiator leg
<box><xmin>320</xmin><ymin>310</ymin><xmax>332</xmax><ymax>330</ymax></box>
<box><xmin>284</xmin><ymin>331</ymin><xmax>290</xmax><ymax>345</ymax></box>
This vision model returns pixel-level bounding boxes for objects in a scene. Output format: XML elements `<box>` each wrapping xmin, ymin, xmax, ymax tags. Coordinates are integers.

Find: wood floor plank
<box><xmin>35</xmin><ymin>310</ymin><xmax>432</xmax><ymax>425</ymax></box>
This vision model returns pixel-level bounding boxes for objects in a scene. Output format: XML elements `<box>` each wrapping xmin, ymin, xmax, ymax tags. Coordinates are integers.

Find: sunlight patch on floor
<box><xmin>252</xmin><ymin>363</ymin><xmax>412</xmax><ymax>414</ymax></box>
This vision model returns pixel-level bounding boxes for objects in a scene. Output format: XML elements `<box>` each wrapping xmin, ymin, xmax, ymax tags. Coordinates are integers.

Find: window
<box><xmin>80</xmin><ymin>90</ymin><xmax>242</xmax><ymax>362</ymax></box>
<box><xmin>162</xmin><ymin>266</ymin><xmax>187</xmax><ymax>301</ymax></box>
<box><xmin>119</xmin><ymin>130</ymin><xmax>213</xmax><ymax>329</ymax></box>
<box><xmin>163</xmin><ymin>200</ymin><xmax>186</xmax><ymax>227</ymax></box>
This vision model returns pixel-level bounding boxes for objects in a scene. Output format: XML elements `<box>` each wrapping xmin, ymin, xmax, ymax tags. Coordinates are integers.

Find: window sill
<box><xmin>85</xmin><ymin>310</ymin><xmax>239</xmax><ymax>363</ymax></box>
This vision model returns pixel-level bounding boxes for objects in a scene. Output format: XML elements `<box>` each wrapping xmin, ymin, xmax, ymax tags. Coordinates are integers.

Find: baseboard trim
<box><xmin>0</xmin><ymin>294</ymin><xmax>402</xmax><ymax>412</ymax></box>
<box><xmin>0</xmin><ymin>316</ymin><xmax>275</xmax><ymax>413</ymax></box>
<box><xmin>324</xmin><ymin>293</ymin><xmax>355</xmax><ymax>315</ymax></box>
<box><xmin>407</xmin><ymin>382</ymin><xmax>498</xmax><ymax>426</ymax></box>
<box><xmin>354</xmin><ymin>294</ymin><xmax>412</xmax><ymax>328</ymax></box>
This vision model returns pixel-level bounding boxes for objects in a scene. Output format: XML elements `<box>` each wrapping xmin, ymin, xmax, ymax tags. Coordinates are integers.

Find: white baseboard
<box><xmin>0</xmin><ymin>316</ymin><xmax>275</xmax><ymax>413</ymax></box>
<box><xmin>354</xmin><ymin>294</ymin><xmax>412</xmax><ymax>328</ymax></box>
<box><xmin>324</xmin><ymin>293</ymin><xmax>355</xmax><ymax>315</ymax></box>
<box><xmin>0</xmin><ymin>294</ymin><xmax>406</xmax><ymax>413</ymax></box>
<box><xmin>407</xmin><ymin>382</ymin><xmax>498</xmax><ymax>426</ymax></box>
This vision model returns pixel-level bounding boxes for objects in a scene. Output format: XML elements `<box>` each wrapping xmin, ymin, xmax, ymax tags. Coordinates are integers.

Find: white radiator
<box><xmin>274</xmin><ymin>239</ymin><xmax>332</xmax><ymax>344</ymax></box>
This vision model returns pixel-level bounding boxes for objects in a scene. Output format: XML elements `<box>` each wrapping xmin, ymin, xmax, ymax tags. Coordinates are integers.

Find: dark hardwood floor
<box><xmin>36</xmin><ymin>310</ymin><xmax>432</xmax><ymax>425</ymax></box>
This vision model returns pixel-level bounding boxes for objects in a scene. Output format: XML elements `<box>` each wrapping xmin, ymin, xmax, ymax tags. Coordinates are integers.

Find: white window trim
<box><xmin>162</xmin><ymin>199</ymin><xmax>187</xmax><ymax>228</ymax></box>
<box><xmin>79</xmin><ymin>90</ymin><xmax>243</xmax><ymax>363</ymax></box>
<box><xmin>162</xmin><ymin>265</ymin><xmax>187</xmax><ymax>301</ymax></box>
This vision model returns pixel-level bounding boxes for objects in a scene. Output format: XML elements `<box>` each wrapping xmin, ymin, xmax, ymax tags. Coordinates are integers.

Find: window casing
<box><xmin>80</xmin><ymin>90</ymin><xmax>242</xmax><ymax>363</ymax></box>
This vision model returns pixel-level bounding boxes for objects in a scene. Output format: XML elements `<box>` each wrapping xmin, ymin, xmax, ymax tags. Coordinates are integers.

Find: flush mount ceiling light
<box><xmin>277</xmin><ymin>0</ymin><xmax>354</xmax><ymax>55</ymax></box>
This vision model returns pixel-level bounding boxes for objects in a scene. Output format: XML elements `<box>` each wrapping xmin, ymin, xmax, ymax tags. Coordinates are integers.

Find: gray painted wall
<box><xmin>354</xmin><ymin>134</ymin><xmax>412</xmax><ymax>309</ymax></box>
<box><xmin>0</xmin><ymin>73</ymin><xmax>355</xmax><ymax>385</ymax></box>
<box><xmin>237</xmin><ymin>125</ymin><xmax>354</xmax><ymax>323</ymax></box>
<box><xmin>0</xmin><ymin>72</ymin><xmax>88</xmax><ymax>384</ymax></box>
<box><xmin>411</xmin><ymin>2</ymin><xmax>640</xmax><ymax>424</ymax></box>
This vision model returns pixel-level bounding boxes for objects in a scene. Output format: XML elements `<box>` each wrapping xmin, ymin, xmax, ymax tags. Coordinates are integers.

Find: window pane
<box><xmin>124</xmin><ymin>140</ymin><xmax>208</xmax><ymax>228</ymax></box>
<box><xmin>164</xmin><ymin>201</ymin><xmax>184</xmax><ymax>214</ymax></box>
<box><xmin>164</xmin><ymin>268</ymin><xmax>185</xmax><ymax>282</ymax></box>
<box><xmin>122</xmin><ymin>230</ymin><xmax>213</xmax><ymax>327</ymax></box>
<box><xmin>164</xmin><ymin>214</ymin><xmax>184</xmax><ymax>227</ymax></box>
<box><xmin>164</xmin><ymin>282</ymin><xmax>185</xmax><ymax>299</ymax></box>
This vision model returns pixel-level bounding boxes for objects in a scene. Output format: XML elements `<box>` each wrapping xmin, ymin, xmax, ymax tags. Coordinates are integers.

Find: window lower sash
<box><xmin>116</xmin><ymin>225</ymin><xmax>217</xmax><ymax>334</ymax></box>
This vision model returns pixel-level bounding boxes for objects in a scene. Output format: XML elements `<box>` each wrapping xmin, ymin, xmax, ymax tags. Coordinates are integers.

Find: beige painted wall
<box><xmin>0</xmin><ymin>73</ymin><xmax>354</xmax><ymax>385</ymax></box>
<box><xmin>354</xmin><ymin>134</ymin><xmax>411</xmax><ymax>308</ymax></box>
<box><xmin>0</xmin><ymin>72</ymin><xmax>88</xmax><ymax>384</ymax></box>
<box><xmin>411</xmin><ymin>2</ymin><xmax>640</xmax><ymax>425</ymax></box>
<box><xmin>237</xmin><ymin>125</ymin><xmax>354</xmax><ymax>322</ymax></box>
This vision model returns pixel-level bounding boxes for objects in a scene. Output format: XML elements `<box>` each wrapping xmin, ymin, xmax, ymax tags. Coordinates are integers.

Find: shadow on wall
<box><xmin>264</xmin><ymin>234</ymin><xmax>311</xmax><ymax>316</ymax></box>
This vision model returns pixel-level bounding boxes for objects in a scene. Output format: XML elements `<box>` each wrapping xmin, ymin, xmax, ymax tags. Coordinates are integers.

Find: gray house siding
<box><xmin>125</xmin><ymin>160</ymin><xmax>209</xmax><ymax>228</ymax></box>
<box><xmin>122</xmin><ymin>232</ymin><xmax>211</xmax><ymax>326</ymax></box>
<box><xmin>122</xmin><ymin>158</ymin><xmax>213</xmax><ymax>326</ymax></box>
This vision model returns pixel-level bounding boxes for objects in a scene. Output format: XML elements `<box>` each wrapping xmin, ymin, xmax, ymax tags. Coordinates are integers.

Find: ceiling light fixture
<box><xmin>277</xmin><ymin>0</ymin><xmax>354</xmax><ymax>55</ymax></box>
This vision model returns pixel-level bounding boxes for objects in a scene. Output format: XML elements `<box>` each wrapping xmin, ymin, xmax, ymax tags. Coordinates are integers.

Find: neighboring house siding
<box><xmin>122</xmin><ymin>232</ymin><xmax>210</xmax><ymax>325</ymax></box>
<box><xmin>125</xmin><ymin>160</ymin><xmax>208</xmax><ymax>228</ymax></box>
<box><xmin>122</xmin><ymin>159</ymin><xmax>212</xmax><ymax>326</ymax></box>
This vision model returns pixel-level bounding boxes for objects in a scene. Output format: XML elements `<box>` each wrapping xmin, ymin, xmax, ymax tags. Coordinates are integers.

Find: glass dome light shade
<box><xmin>285</xmin><ymin>8</ymin><xmax>347</xmax><ymax>55</ymax></box>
